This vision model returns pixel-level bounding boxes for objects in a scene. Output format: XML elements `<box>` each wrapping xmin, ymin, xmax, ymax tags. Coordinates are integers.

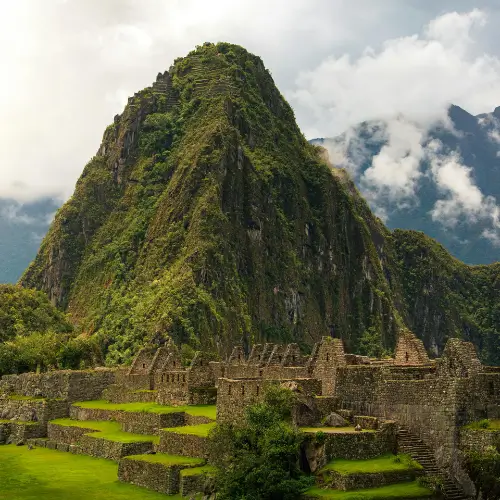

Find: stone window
<box><xmin>292</xmin><ymin>355</ymin><xmax>296</xmax><ymax>362</ymax></box>
<box><xmin>142</xmin><ymin>363</ymin><xmax>146</xmax><ymax>369</ymax></box>
<box><xmin>221</xmin><ymin>367</ymin><xmax>225</xmax><ymax>377</ymax></box>
<box><xmin>241</xmin><ymin>385</ymin><xmax>245</xmax><ymax>395</ymax></box>
<box><xmin>161</xmin><ymin>374</ymin><xmax>164</xmax><ymax>382</ymax></box>
<box><xmin>228</xmin><ymin>385</ymin><xmax>232</xmax><ymax>395</ymax></box>
<box><xmin>183</xmin><ymin>374</ymin><xmax>186</xmax><ymax>383</ymax></box>
<box><xmin>257</xmin><ymin>355</ymin><xmax>261</xmax><ymax>360</ymax></box>
<box><xmin>200</xmin><ymin>361</ymin><xmax>203</xmax><ymax>366</ymax></box>
<box><xmin>405</xmin><ymin>352</ymin><xmax>410</xmax><ymax>362</ymax></box>
<box><xmin>177</xmin><ymin>374</ymin><xmax>180</xmax><ymax>382</ymax></box>
<box><xmin>326</xmin><ymin>353</ymin><xmax>330</xmax><ymax>362</ymax></box>
<box><xmin>238</xmin><ymin>354</ymin><xmax>241</xmax><ymax>360</ymax></box>
<box><xmin>256</xmin><ymin>385</ymin><xmax>260</xmax><ymax>396</ymax></box>
<box><xmin>259</xmin><ymin>369</ymin><xmax>263</xmax><ymax>377</ymax></box>
<box><xmin>173</xmin><ymin>361</ymin><xmax>176</xmax><ymax>368</ymax></box>
<box><xmin>489</xmin><ymin>381</ymin><xmax>495</xmax><ymax>396</ymax></box>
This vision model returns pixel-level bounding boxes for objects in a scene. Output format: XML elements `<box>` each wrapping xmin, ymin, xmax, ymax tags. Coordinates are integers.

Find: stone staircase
<box><xmin>397</xmin><ymin>428</ymin><xmax>469</xmax><ymax>500</ymax></box>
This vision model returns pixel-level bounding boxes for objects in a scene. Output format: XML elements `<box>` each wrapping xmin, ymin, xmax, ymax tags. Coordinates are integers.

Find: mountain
<box><xmin>312</xmin><ymin>105</ymin><xmax>500</xmax><ymax>265</ymax></box>
<box><xmin>0</xmin><ymin>199</ymin><xmax>59</xmax><ymax>283</ymax></box>
<box><xmin>20</xmin><ymin>43</ymin><xmax>500</xmax><ymax>365</ymax></box>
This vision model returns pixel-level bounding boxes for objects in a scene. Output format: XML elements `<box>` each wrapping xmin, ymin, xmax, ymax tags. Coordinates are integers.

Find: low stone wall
<box><xmin>314</xmin><ymin>397</ymin><xmax>339</xmax><ymax>420</ymax></box>
<box><xmin>47</xmin><ymin>423</ymin><xmax>97</xmax><ymax>445</ymax></box>
<box><xmin>460</xmin><ymin>428</ymin><xmax>500</xmax><ymax>453</ymax></box>
<box><xmin>180</xmin><ymin>468</ymin><xmax>215</xmax><ymax>497</ymax></box>
<box><xmin>120</xmin><ymin>411</ymin><xmax>185</xmax><ymax>435</ymax></box>
<box><xmin>304</xmin><ymin>424</ymin><xmax>397</xmax><ymax>472</ymax></box>
<box><xmin>79</xmin><ymin>435</ymin><xmax>153</xmax><ymax>461</ymax></box>
<box><xmin>354</xmin><ymin>416</ymin><xmax>379</xmax><ymax>430</ymax></box>
<box><xmin>2</xmin><ymin>369</ymin><xmax>116</xmax><ymax>402</ymax></box>
<box><xmin>69</xmin><ymin>405</ymin><xmax>117</xmax><ymax>421</ymax></box>
<box><xmin>0</xmin><ymin>421</ymin><xmax>44</xmax><ymax>443</ymax></box>
<box><xmin>0</xmin><ymin>398</ymin><xmax>68</xmax><ymax>425</ymax></box>
<box><xmin>102</xmin><ymin>385</ymin><xmax>157</xmax><ymax>404</ymax></box>
<box><xmin>321</xmin><ymin>469</ymin><xmax>422</xmax><ymax>490</ymax></box>
<box><xmin>188</xmin><ymin>387</ymin><xmax>217</xmax><ymax>405</ymax></box>
<box><xmin>184</xmin><ymin>414</ymin><xmax>213</xmax><ymax>426</ymax></box>
<box><xmin>158</xmin><ymin>431</ymin><xmax>208</xmax><ymax>458</ymax></box>
<box><xmin>118</xmin><ymin>457</ymin><xmax>201</xmax><ymax>494</ymax></box>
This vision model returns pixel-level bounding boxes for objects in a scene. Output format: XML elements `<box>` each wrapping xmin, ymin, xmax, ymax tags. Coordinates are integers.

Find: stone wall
<box><xmin>79</xmin><ymin>434</ymin><xmax>153</xmax><ymax>461</ymax></box>
<box><xmin>158</xmin><ymin>430</ymin><xmax>209</xmax><ymax>458</ymax></box>
<box><xmin>322</xmin><ymin>469</ymin><xmax>422</xmax><ymax>491</ymax></box>
<box><xmin>304</xmin><ymin>422</ymin><xmax>397</xmax><ymax>472</ymax></box>
<box><xmin>394</xmin><ymin>330</ymin><xmax>430</xmax><ymax>366</ymax></box>
<box><xmin>1</xmin><ymin>369</ymin><xmax>116</xmax><ymax>402</ymax></box>
<box><xmin>311</xmin><ymin>338</ymin><xmax>346</xmax><ymax>396</ymax></box>
<box><xmin>460</xmin><ymin>428</ymin><xmax>500</xmax><ymax>453</ymax></box>
<box><xmin>118</xmin><ymin>457</ymin><xmax>200</xmax><ymax>495</ymax></box>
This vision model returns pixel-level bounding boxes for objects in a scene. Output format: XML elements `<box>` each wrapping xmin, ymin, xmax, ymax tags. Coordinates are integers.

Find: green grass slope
<box><xmin>0</xmin><ymin>445</ymin><xmax>183</xmax><ymax>500</ymax></box>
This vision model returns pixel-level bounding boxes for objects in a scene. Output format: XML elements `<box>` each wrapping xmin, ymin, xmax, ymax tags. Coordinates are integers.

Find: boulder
<box><xmin>324</xmin><ymin>412</ymin><xmax>348</xmax><ymax>427</ymax></box>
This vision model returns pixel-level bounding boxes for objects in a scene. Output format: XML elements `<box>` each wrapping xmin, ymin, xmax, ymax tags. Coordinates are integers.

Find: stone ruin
<box><xmin>0</xmin><ymin>329</ymin><xmax>498</xmax><ymax>499</ymax></box>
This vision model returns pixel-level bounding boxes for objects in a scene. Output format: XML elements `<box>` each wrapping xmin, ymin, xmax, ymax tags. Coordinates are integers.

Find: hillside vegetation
<box><xmin>19</xmin><ymin>43</ymin><xmax>500</xmax><ymax>365</ymax></box>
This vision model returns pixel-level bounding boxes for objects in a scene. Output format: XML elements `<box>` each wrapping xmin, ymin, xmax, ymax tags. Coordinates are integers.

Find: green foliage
<box><xmin>208</xmin><ymin>386</ymin><xmax>313</xmax><ymax>499</ymax></box>
<box><xmin>465</xmin><ymin>448</ymin><xmax>500</xmax><ymax>500</ymax></box>
<box><xmin>416</xmin><ymin>475</ymin><xmax>444</xmax><ymax>494</ymax></box>
<box><xmin>0</xmin><ymin>285</ymin><xmax>71</xmax><ymax>342</ymax></box>
<box><xmin>180</xmin><ymin>343</ymin><xmax>196</xmax><ymax>367</ymax></box>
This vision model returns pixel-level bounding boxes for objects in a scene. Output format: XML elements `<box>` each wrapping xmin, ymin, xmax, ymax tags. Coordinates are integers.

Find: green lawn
<box><xmin>50</xmin><ymin>418</ymin><xmax>160</xmax><ymax>444</ymax></box>
<box><xmin>123</xmin><ymin>453</ymin><xmax>204</xmax><ymax>466</ymax></box>
<box><xmin>321</xmin><ymin>454</ymin><xmax>423</xmax><ymax>474</ymax></box>
<box><xmin>0</xmin><ymin>445</ymin><xmax>183</xmax><ymax>500</ymax></box>
<box><xmin>162</xmin><ymin>422</ymin><xmax>216</xmax><ymax>437</ymax></box>
<box><xmin>300</xmin><ymin>427</ymin><xmax>375</xmax><ymax>434</ymax></box>
<box><xmin>73</xmin><ymin>400</ymin><xmax>216</xmax><ymax>420</ymax></box>
<box><xmin>306</xmin><ymin>481</ymin><xmax>433</xmax><ymax>499</ymax></box>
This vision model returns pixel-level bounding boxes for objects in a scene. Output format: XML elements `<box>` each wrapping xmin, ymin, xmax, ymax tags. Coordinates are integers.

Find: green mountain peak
<box><xmin>20</xmin><ymin>43</ymin><xmax>500</xmax><ymax>365</ymax></box>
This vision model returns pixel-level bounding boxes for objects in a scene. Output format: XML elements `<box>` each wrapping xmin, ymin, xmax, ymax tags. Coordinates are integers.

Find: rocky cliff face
<box><xmin>21</xmin><ymin>43</ymin><xmax>500</xmax><ymax>365</ymax></box>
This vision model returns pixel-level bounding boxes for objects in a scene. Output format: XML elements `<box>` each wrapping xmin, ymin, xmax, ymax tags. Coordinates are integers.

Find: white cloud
<box><xmin>360</xmin><ymin>119</ymin><xmax>425</xmax><ymax>204</ymax></box>
<box><xmin>291</xmin><ymin>9</ymin><xmax>500</xmax><ymax>138</ymax></box>
<box><xmin>427</xmin><ymin>140</ymin><xmax>500</xmax><ymax>239</ymax></box>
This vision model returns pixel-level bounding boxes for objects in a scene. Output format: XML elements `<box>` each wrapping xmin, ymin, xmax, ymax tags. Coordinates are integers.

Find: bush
<box><xmin>417</xmin><ymin>475</ymin><xmax>444</xmax><ymax>493</ymax></box>
<box><xmin>465</xmin><ymin>449</ymin><xmax>500</xmax><ymax>500</ymax></box>
<box><xmin>208</xmin><ymin>386</ymin><xmax>313</xmax><ymax>499</ymax></box>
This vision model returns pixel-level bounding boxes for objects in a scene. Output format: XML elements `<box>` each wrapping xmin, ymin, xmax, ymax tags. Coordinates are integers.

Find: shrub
<box><xmin>208</xmin><ymin>386</ymin><xmax>313</xmax><ymax>499</ymax></box>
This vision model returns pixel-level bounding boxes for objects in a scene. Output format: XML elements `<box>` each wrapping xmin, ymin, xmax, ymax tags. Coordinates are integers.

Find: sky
<box><xmin>1</xmin><ymin>0</ymin><xmax>500</xmax><ymax>206</ymax></box>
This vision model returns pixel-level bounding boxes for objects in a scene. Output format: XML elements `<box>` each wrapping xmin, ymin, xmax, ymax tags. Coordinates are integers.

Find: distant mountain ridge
<box><xmin>312</xmin><ymin>105</ymin><xmax>500</xmax><ymax>264</ymax></box>
<box><xmin>0</xmin><ymin>199</ymin><xmax>60</xmax><ymax>283</ymax></box>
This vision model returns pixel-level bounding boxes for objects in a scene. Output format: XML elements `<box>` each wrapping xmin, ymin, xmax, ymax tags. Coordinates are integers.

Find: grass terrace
<box><xmin>73</xmin><ymin>400</ymin><xmax>216</xmax><ymax>420</ymax></box>
<box><xmin>8</xmin><ymin>394</ymin><xmax>46</xmax><ymax>401</ymax></box>
<box><xmin>320</xmin><ymin>454</ymin><xmax>423</xmax><ymax>474</ymax></box>
<box><xmin>306</xmin><ymin>481</ymin><xmax>433</xmax><ymax>499</ymax></box>
<box><xmin>50</xmin><ymin>418</ymin><xmax>160</xmax><ymax>444</ymax></box>
<box><xmin>180</xmin><ymin>465</ymin><xmax>217</xmax><ymax>477</ymax></box>
<box><xmin>124</xmin><ymin>453</ymin><xmax>204</xmax><ymax>467</ymax></box>
<box><xmin>162</xmin><ymin>423</ymin><xmax>216</xmax><ymax>437</ymax></box>
<box><xmin>465</xmin><ymin>419</ymin><xmax>500</xmax><ymax>431</ymax></box>
<box><xmin>0</xmin><ymin>445</ymin><xmax>185</xmax><ymax>500</ymax></box>
<box><xmin>300</xmin><ymin>427</ymin><xmax>376</xmax><ymax>434</ymax></box>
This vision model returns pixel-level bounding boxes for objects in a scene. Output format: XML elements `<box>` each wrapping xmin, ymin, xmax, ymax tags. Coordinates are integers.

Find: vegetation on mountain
<box><xmin>464</xmin><ymin>448</ymin><xmax>500</xmax><ymax>500</ymax></box>
<box><xmin>0</xmin><ymin>285</ymin><xmax>101</xmax><ymax>375</ymax></box>
<box><xmin>208</xmin><ymin>385</ymin><xmax>313</xmax><ymax>499</ymax></box>
<box><xmin>18</xmin><ymin>42</ymin><xmax>500</xmax><ymax>365</ymax></box>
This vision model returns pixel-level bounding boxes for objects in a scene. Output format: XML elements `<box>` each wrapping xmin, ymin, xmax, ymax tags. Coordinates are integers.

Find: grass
<box><xmin>320</xmin><ymin>454</ymin><xmax>423</xmax><ymax>475</ymax></box>
<box><xmin>8</xmin><ymin>394</ymin><xmax>45</xmax><ymax>401</ymax></box>
<box><xmin>124</xmin><ymin>453</ymin><xmax>204</xmax><ymax>466</ymax></box>
<box><xmin>465</xmin><ymin>420</ymin><xmax>500</xmax><ymax>431</ymax></box>
<box><xmin>0</xmin><ymin>420</ymin><xmax>39</xmax><ymax>425</ymax></box>
<box><xmin>180</xmin><ymin>465</ymin><xmax>217</xmax><ymax>477</ymax></box>
<box><xmin>300</xmin><ymin>427</ymin><xmax>375</xmax><ymax>434</ymax></box>
<box><xmin>162</xmin><ymin>422</ymin><xmax>216</xmax><ymax>437</ymax></box>
<box><xmin>50</xmin><ymin>418</ymin><xmax>160</xmax><ymax>444</ymax></box>
<box><xmin>0</xmin><ymin>445</ymin><xmax>183</xmax><ymax>500</ymax></box>
<box><xmin>306</xmin><ymin>481</ymin><xmax>433</xmax><ymax>499</ymax></box>
<box><xmin>73</xmin><ymin>400</ymin><xmax>216</xmax><ymax>420</ymax></box>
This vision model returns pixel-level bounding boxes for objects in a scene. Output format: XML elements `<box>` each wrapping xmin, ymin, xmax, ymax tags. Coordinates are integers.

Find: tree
<box><xmin>208</xmin><ymin>385</ymin><xmax>313</xmax><ymax>500</ymax></box>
